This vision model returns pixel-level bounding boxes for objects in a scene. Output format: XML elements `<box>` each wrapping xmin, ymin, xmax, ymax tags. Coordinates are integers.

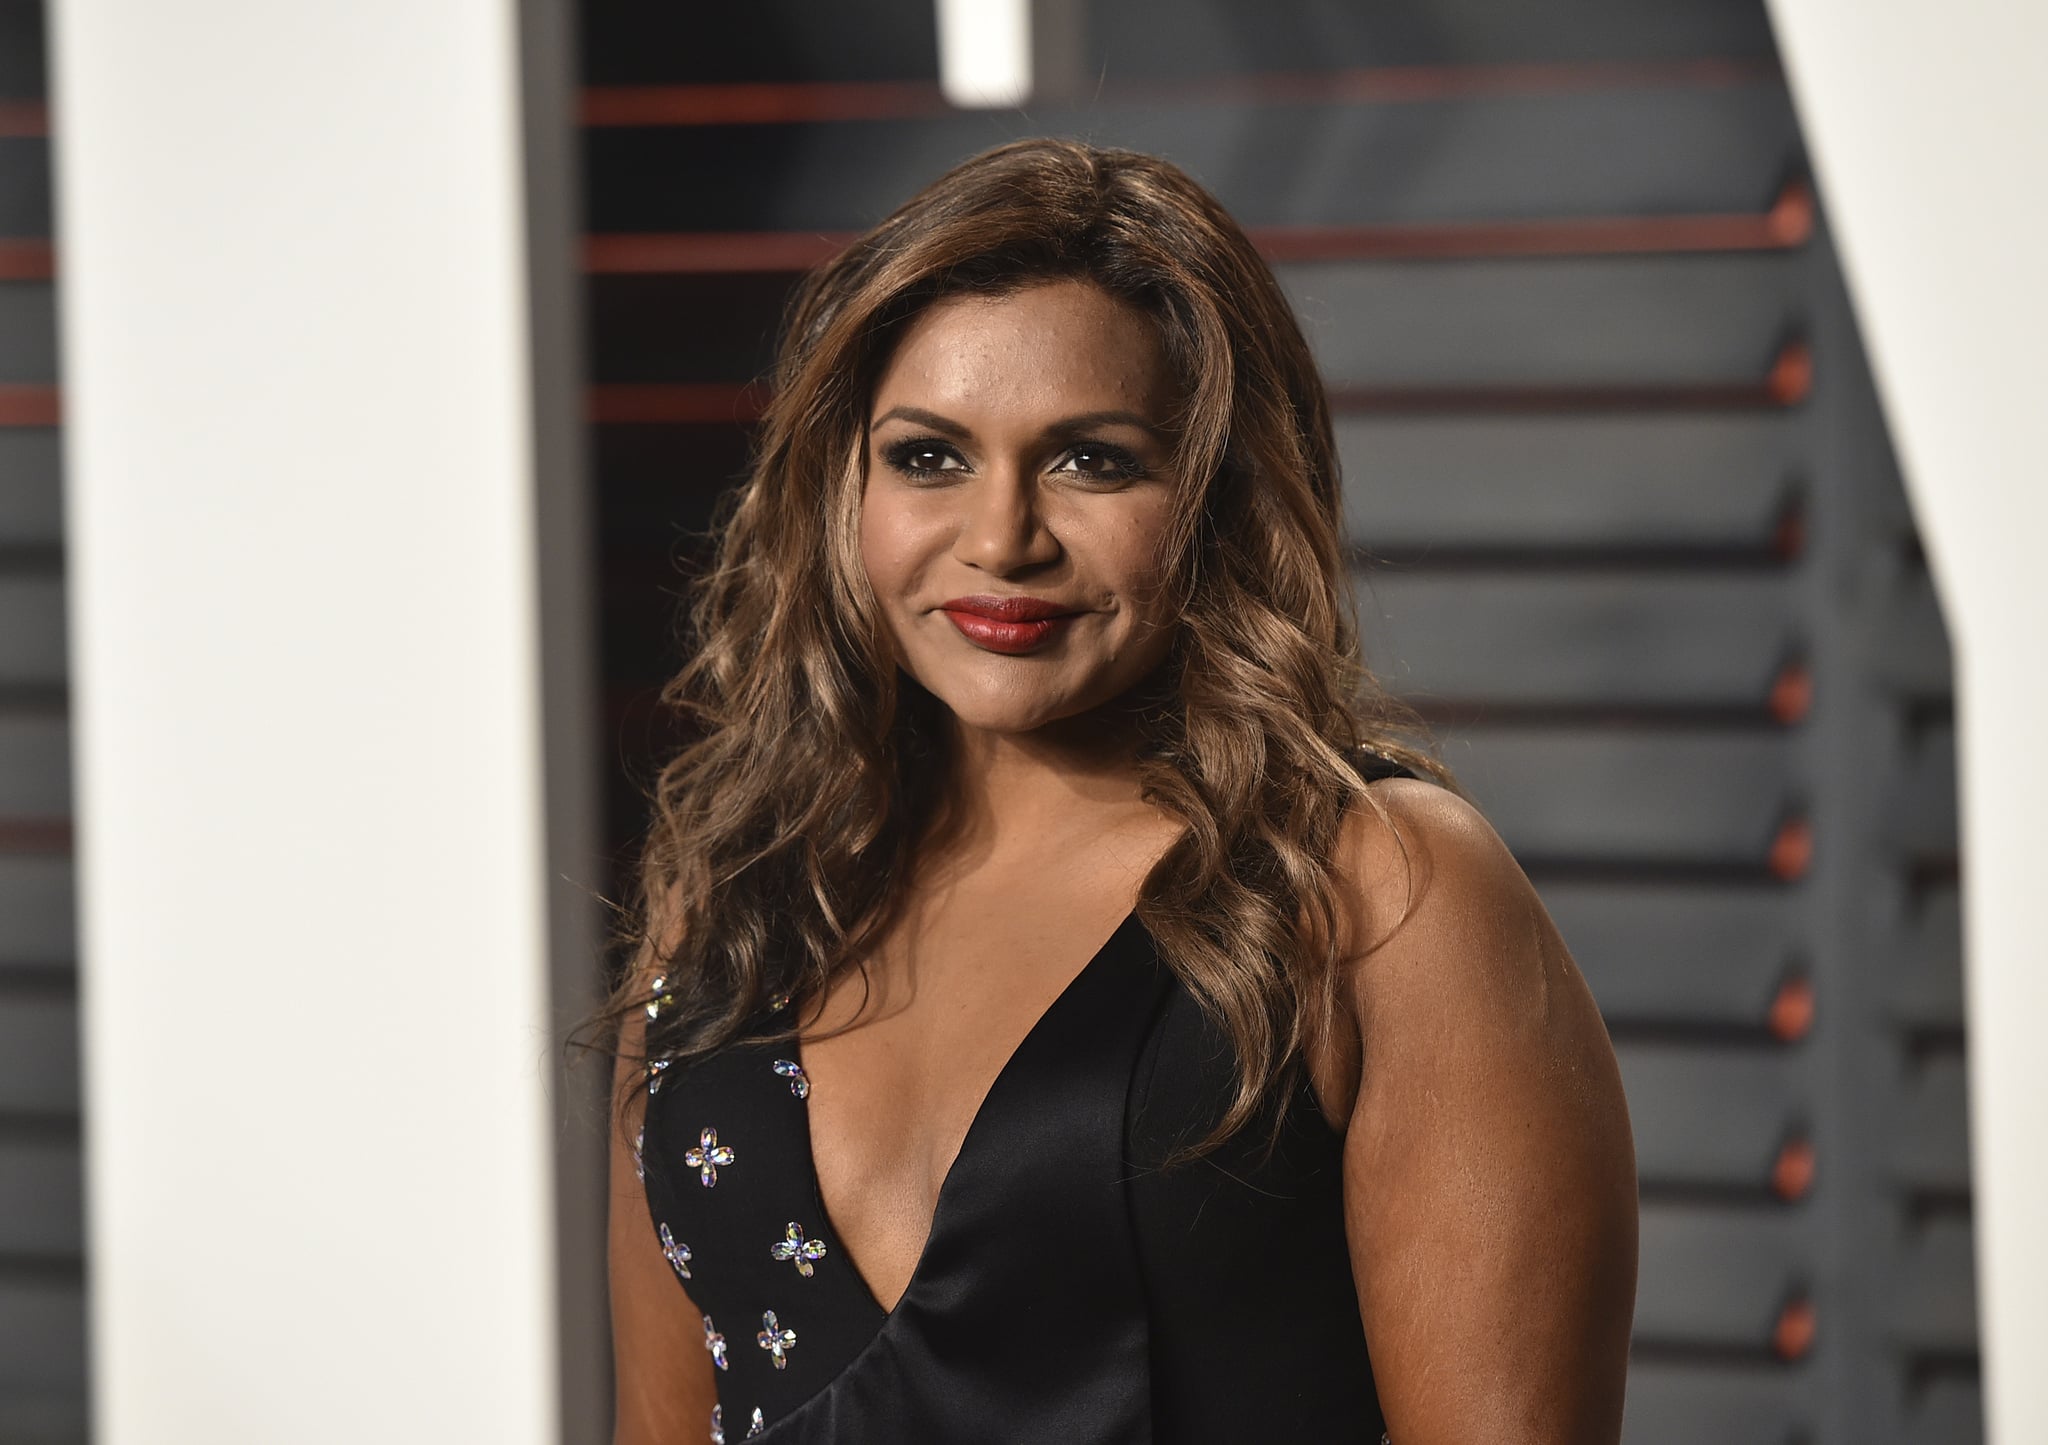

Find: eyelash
<box><xmin>878</xmin><ymin>436</ymin><xmax>1149</xmax><ymax>484</ymax></box>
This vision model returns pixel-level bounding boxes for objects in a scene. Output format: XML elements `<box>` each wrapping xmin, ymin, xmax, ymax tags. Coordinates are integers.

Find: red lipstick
<box><xmin>938</xmin><ymin>595</ymin><xmax>1079</xmax><ymax>654</ymax></box>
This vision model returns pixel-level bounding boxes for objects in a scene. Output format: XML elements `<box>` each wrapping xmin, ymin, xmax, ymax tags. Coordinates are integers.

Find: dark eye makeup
<box><xmin>878</xmin><ymin>437</ymin><xmax>968</xmax><ymax>477</ymax></box>
<box><xmin>1052</xmin><ymin>443</ymin><xmax>1149</xmax><ymax>481</ymax></box>
<box><xmin>877</xmin><ymin>435</ymin><xmax>1150</xmax><ymax>483</ymax></box>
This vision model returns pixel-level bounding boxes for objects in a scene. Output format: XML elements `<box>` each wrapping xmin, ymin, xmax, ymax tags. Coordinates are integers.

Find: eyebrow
<box><xmin>869</xmin><ymin>405</ymin><xmax>1171</xmax><ymax>444</ymax></box>
<box><xmin>870</xmin><ymin>405</ymin><xmax>972</xmax><ymax>439</ymax></box>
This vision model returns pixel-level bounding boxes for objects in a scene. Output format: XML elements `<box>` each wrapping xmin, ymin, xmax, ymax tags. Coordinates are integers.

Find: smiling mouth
<box><xmin>938</xmin><ymin>604</ymin><xmax>1079</xmax><ymax>654</ymax></box>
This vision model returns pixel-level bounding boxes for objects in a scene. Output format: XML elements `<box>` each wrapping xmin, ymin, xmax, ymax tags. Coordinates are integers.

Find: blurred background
<box><xmin>579</xmin><ymin>10</ymin><xmax>1974</xmax><ymax>1433</ymax></box>
<box><xmin>587</xmin><ymin>6</ymin><xmax>1974</xmax><ymax>1439</ymax></box>
<box><xmin>3</xmin><ymin>0</ymin><xmax>2033</xmax><ymax>1442</ymax></box>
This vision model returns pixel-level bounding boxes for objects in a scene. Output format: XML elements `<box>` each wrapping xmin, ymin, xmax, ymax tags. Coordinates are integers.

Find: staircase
<box><xmin>0</xmin><ymin>0</ymin><xmax>86</xmax><ymax>1439</ymax></box>
<box><xmin>577</xmin><ymin>2</ymin><xmax>1975</xmax><ymax>1442</ymax></box>
<box><xmin>0</xmin><ymin>1</ymin><xmax>1977</xmax><ymax>1440</ymax></box>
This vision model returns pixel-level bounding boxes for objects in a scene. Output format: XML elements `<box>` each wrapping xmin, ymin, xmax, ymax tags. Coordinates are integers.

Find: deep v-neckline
<box><xmin>793</xmin><ymin>906</ymin><xmax>1143</xmax><ymax>1320</ymax></box>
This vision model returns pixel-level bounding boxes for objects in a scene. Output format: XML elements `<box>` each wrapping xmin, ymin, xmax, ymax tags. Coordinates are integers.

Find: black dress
<box><xmin>638</xmin><ymin>772</ymin><xmax>1401</xmax><ymax>1443</ymax></box>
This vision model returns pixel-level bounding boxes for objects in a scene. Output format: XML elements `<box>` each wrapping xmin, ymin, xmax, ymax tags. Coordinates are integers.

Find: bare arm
<box><xmin>608</xmin><ymin>1004</ymin><xmax>719</xmax><ymax>1444</ymax></box>
<box><xmin>1337</xmin><ymin>780</ymin><xmax>1638</xmax><ymax>1443</ymax></box>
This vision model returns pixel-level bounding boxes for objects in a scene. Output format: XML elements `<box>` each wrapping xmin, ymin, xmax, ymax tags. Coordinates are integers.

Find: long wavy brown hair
<box><xmin>593</xmin><ymin>136</ymin><xmax>1448</xmax><ymax>1152</ymax></box>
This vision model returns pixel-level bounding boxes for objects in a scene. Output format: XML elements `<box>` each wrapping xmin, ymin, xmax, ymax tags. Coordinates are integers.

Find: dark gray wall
<box><xmin>0</xmin><ymin>2</ymin><xmax>1974</xmax><ymax>1441</ymax></box>
<box><xmin>0</xmin><ymin>1</ymin><xmax>86</xmax><ymax>1439</ymax></box>
<box><xmin>577</xmin><ymin>3</ymin><xmax>1974</xmax><ymax>1443</ymax></box>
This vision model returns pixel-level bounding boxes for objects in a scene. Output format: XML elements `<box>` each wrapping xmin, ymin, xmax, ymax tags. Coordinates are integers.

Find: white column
<box><xmin>48</xmin><ymin>2</ymin><xmax>586</xmax><ymax>1440</ymax></box>
<box><xmin>1764</xmin><ymin>4</ymin><xmax>2048</xmax><ymax>1442</ymax></box>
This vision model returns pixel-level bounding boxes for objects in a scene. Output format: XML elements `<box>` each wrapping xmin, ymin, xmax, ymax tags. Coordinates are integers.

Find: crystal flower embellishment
<box><xmin>684</xmin><ymin>1127</ymin><xmax>735</xmax><ymax>1187</ymax></box>
<box><xmin>710</xmin><ymin>1404</ymin><xmax>724</xmax><ymax>1445</ymax></box>
<box><xmin>770</xmin><ymin>1221</ymin><xmax>828</xmax><ymax>1278</ymax></box>
<box><xmin>757</xmin><ymin>1310</ymin><xmax>796</xmax><ymax>1369</ymax></box>
<box><xmin>701</xmin><ymin>1313</ymin><xmax>728</xmax><ymax>1370</ymax></box>
<box><xmin>771</xmin><ymin>1059</ymin><xmax>810</xmax><ymax>1100</ymax></box>
<box><xmin>644</xmin><ymin>973</ymin><xmax>676</xmax><ymax>1021</ymax></box>
<box><xmin>747</xmin><ymin>1408</ymin><xmax>765</xmax><ymax>1437</ymax></box>
<box><xmin>658</xmin><ymin>1222</ymin><xmax>692</xmax><ymax>1281</ymax></box>
<box><xmin>646</xmin><ymin>1056</ymin><xmax>671</xmax><ymax>1095</ymax></box>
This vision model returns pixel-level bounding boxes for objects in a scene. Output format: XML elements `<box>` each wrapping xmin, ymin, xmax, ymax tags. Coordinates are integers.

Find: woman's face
<box><xmin>859</xmin><ymin>278</ymin><xmax>1183</xmax><ymax>738</ymax></box>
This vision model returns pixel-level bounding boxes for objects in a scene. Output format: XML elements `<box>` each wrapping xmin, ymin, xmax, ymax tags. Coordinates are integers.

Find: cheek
<box><xmin>1099</xmin><ymin>501</ymin><xmax>1180</xmax><ymax>617</ymax></box>
<box><xmin>856</xmin><ymin>483</ymin><xmax>945</xmax><ymax>610</ymax></box>
<box><xmin>856</xmin><ymin>487</ymin><xmax>906</xmax><ymax>594</ymax></box>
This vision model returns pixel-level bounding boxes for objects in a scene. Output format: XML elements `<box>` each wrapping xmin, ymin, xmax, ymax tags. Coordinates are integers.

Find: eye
<box><xmin>880</xmin><ymin>437</ymin><xmax>968</xmax><ymax>477</ymax></box>
<box><xmin>1051</xmin><ymin>442</ymin><xmax>1147</xmax><ymax>482</ymax></box>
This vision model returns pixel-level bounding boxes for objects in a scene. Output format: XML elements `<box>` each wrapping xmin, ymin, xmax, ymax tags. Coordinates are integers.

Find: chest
<box><xmin>635</xmin><ymin>938</ymin><xmax>1381</xmax><ymax>1440</ymax></box>
<box><xmin>795</xmin><ymin>879</ymin><xmax>1138</xmax><ymax>1312</ymax></box>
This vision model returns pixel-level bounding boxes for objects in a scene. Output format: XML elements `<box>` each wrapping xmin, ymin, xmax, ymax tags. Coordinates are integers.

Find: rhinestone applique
<box><xmin>632</xmin><ymin>1124</ymin><xmax>645</xmax><ymax>1182</ymax></box>
<box><xmin>767</xmin><ymin>991</ymin><xmax>791</xmax><ymax>1013</ymax></box>
<box><xmin>684</xmin><ymin>1127</ymin><xmax>736</xmax><ymax>1187</ymax></box>
<box><xmin>647</xmin><ymin>1057</ymin><xmax>671</xmax><ymax>1095</ymax></box>
<box><xmin>710</xmin><ymin>1404</ymin><xmax>724</xmax><ymax>1445</ymax></box>
<box><xmin>746</xmin><ymin>1408</ymin><xmax>765</xmax><ymax>1438</ymax></box>
<box><xmin>701</xmin><ymin>1313</ymin><xmax>728</xmax><ymax>1370</ymax></box>
<box><xmin>658</xmin><ymin>1222</ymin><xmax>692</xmax><ymax>1281</ymax></box>
<box><xmin>645</xmin><ymin>974</ymin><xmax>676</xmax><ymax>1021</ymax></box>
<box><xmin>770</xmin><ymin>1058</ymin><xmax>810</xmax><ymax>1100</ymax></box>
<box><xmin>757</xmin><ymin>1310</ymin><xmax>796</xmax><ymax>1369</ymax></box>
<box><xmin>770</xmin><ymin>1221</ymin><xmax>828</xmax><ymax>1277</ymax></box>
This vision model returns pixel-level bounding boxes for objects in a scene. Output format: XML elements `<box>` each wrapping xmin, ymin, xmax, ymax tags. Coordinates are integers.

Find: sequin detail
<box><xmin>757</xmin><ymin>1309</ymin><xmax>796</xmax><ymax>1369</ymax></box>
<box><xmin>770</xmin><ymin>1221</ymin><xmax>828</xmax><ymax>1277</ymax></box>
<box><xmin>684</xmin><ymin>1126</ymin><xmax>736</xmax><ymax>1187</ymax></box>
<box><xmin>710</xmin><ymin>1405</ymin><xmax>724</xmax><ymax>1445</ymax></box>
<box><xmin>658</xmin><ymin>1222</ymin><xmax>692</xmax><ymax>1281</ymax></box>
<box><xmin>771</xmin><ymin>1058</ymin><xmax>810</xmax><ymax>1100</ymax></box>
<box><xmin>746</xmin><ymin>1408</ymin><xmax>765</xmax><ymax>1438</ymax></box>
<box><xmin>632</xmin><ymin>1124</ymin><xmax>645</xmax><ymax>1182</ymax></box>
<box><xmin>701</xmin><ymin>1313</ymin><xmax>728</xmax><ymax>1370</ymax></box>
<box><xmin>645</xmin><ymin>973</ymin><xmax>676</xmax><ymax>1021</ymax></box>
<box><xmin>647</xmin><ymin>1057</ymin><xmax>671</xmax><ymax>1095</ymax></box>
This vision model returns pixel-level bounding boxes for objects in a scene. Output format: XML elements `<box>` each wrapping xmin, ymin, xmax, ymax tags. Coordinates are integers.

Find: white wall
<box><xmin>49</xmin><ymin>2</ymin><xmax>579</xmax><ymax>1440</ymax></box>
<box><xmin>1763</xmin><ymin>4</ymin><xmax>2048</xmax><ymax>1442</ymax></box>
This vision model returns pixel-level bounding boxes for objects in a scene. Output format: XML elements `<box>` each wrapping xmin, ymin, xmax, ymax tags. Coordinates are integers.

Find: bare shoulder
<box><xmin>1330</xmin><ymin>776</ymin><xmax>1563</xmax><ymax>1020</ymax></box>
<box><xmin>1329</xmin><ymin>776</ymin><xmax>1638</xmax><ymax>1443</ymax></box>
<box><xmin>1329</xmin><ymin>774</ymin><xmax>1627</xmax><ymax>1156</ymax></box>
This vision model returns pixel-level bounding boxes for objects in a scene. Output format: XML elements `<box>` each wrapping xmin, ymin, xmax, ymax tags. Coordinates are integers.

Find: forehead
<box><xmin>870</xmin><ymin>278</ymin><xmax>1175</xmax><ymax>424</ymax></box>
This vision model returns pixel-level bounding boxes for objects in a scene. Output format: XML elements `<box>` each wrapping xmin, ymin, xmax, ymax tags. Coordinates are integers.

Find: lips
<box><xmin>938</xmin><ymin>595</ymin><xmax>1080</xmax><ymax>654</ymax></box>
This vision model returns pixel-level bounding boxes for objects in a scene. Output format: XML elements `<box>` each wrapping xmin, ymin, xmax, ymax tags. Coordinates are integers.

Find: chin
<box><xmin>929</xmin><ymin>690</ymin><xmax>1082</xmax><ymax>736</ymax></box>
<box><xmin>893</xmin><ymin>624</ymin><xmax>1173</xmax><ymax>738</ymax></box>
<box><xmin>910</xmin><ymin>667</ymin><xmax>1102</xmax><ymax>736</ymax></box>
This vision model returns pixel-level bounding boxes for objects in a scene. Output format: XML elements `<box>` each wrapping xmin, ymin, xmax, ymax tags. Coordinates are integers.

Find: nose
<box><xmin>952</xmin><ymin>462</ymin><xmax>1060</xmax><ymax>575</ymax></box>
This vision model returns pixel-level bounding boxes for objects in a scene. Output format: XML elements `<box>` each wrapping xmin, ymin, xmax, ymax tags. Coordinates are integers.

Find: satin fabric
<box><xmin>642</xmin><ymin>766</ymin><xmax>1402</xmax><ymax>1441</ymax></box>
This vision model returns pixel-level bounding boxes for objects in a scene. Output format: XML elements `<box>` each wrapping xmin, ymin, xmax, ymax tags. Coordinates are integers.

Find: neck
<box><xmin>922</xmin><ymin>699</ymin><xmax>1157</xmax><ymax>863</ymax></box>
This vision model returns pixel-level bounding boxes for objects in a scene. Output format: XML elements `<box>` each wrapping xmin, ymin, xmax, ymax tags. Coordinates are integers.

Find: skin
<box><xmin>609</xmin><ymin>279</ymin><xmax>1637</xmax><ymax>1443</ymax></box>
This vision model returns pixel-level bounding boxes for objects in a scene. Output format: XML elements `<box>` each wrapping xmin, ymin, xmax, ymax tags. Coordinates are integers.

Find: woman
<box><xmin>601</xmin><ymin>138</ymin><xmax>1636</xmax><ymax>1444</ymax></box>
